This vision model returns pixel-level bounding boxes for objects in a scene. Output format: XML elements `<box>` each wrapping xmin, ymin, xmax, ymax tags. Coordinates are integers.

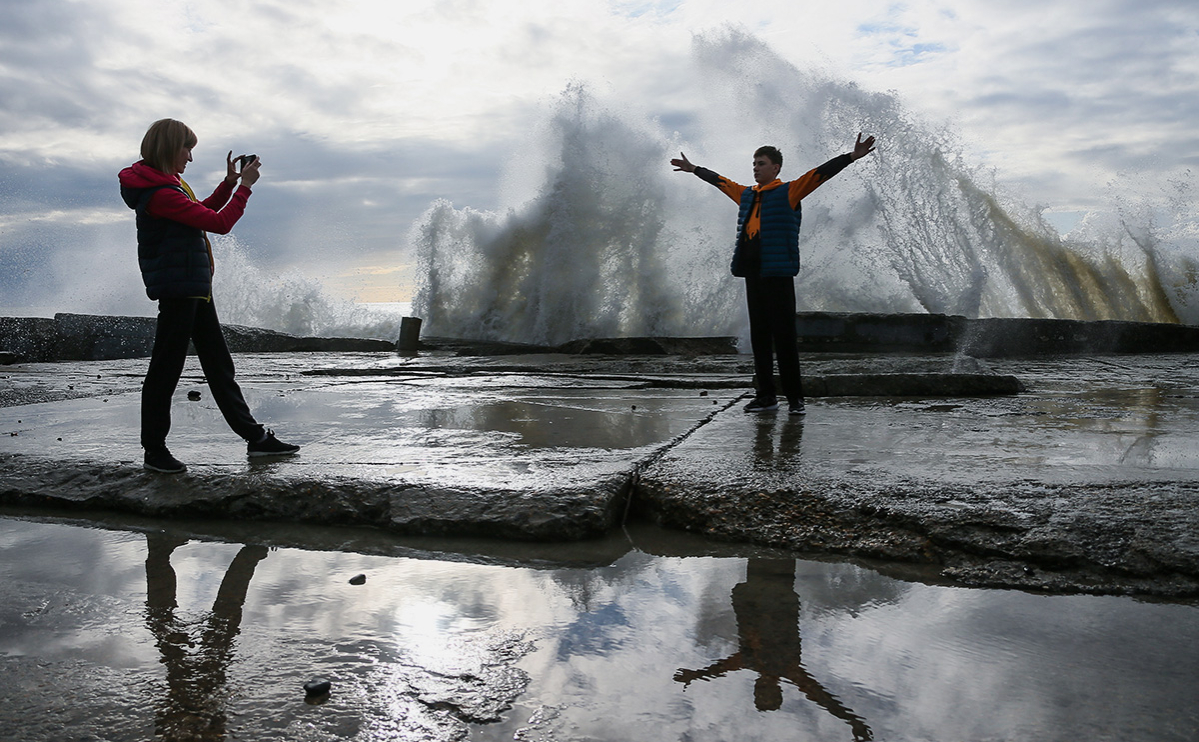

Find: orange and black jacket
<box><xmin>694</xmin><ymin>154</ymin><xmax>852</xmax><ymax>277</ymax></box>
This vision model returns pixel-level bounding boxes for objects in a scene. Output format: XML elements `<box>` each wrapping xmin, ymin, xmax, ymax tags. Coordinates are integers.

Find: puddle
<box><xmin>1</xmin><ymin>515</ymin><xmax>1197</xmax><ymax>741</ymax></box>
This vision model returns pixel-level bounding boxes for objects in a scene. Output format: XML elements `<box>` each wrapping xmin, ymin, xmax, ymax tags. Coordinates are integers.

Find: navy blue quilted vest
<box><xmin>731</xmin><ymin>185</ymin><xmax>802</xmax><ymax>277</ymax></box>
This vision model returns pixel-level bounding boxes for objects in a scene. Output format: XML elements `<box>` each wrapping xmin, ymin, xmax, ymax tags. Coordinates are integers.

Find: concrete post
<box><xmin>398</xmin><ymin>316</ymin><xmax>422</xmax><ymax>351</ymax></box>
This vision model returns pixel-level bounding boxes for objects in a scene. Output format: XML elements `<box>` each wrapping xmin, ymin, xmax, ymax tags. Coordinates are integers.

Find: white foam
<box><xmin>410</xmin><ymin>30</ymin><xmax>1199</xmax><ymax>345</ymax></box>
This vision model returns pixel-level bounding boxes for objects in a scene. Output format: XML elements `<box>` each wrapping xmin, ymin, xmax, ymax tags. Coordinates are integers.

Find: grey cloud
<box><xmin>944</xmin><ymin>5</ymin><xmax>1199</xmax><ymax>189</ymax></box>
<box><xmin>92</xmin><ymin>132</ymin><xmax>506</xmax><ymax>269</ymax></box>
<box><xmin>0</xmin><ymin>129</ymin><xmax>505</xmax><ymax>311</ymax></box>
<box><xmin>0</xmin><ymin>1</ymin><xmax>116</xmax><ymax>126</ymax></box>
<box><xmin>0</xmin><ymin>2</ymin><xmax>228</xmax><ymax>140</ymax></box>
<box><xmin>0</xmin><ymin>0</ymin><xmax>108</xmax><ymax>67</ymax></box>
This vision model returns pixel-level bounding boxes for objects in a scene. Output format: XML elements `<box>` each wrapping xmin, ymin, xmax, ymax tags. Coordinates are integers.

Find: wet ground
<box><xmin>2</xmin><ymin>350</ymin><xmax>1199</xmax><ymax>595</ymax></box>
<box><xmin>3</xmin><ymin>349</ymin><xmax>1199</xmax><ymax>739</ymax></box>
<box><xmin>1</xmin><ymin>513</ymin><xmax>1196</xmax><ymax>741</ymax></box>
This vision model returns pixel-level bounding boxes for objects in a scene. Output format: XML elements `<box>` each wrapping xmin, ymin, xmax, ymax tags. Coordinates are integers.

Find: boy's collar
<box><xmin>753</xmin><ymin>179</ymin><xmax>784</xmax><ymax>192</ymax></box>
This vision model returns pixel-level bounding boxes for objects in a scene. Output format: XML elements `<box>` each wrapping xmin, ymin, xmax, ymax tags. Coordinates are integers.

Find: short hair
<box><xmin>140</xmin><ymin>119</ymin><xmax>197</xmax><ymax>173</ymax></box>
<box><xmin>754</xmin><ymin>146</ymin><xmax>782</xmax><ymax>167</ymax></box>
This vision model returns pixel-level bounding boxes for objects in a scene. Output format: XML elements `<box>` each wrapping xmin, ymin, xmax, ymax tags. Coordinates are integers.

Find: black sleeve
<box><xmin>814</xmin><ymin>154</ymin><xmax>854</xmax><ymax>181</ymax></box>
<box><xmin>693</xmin><ymin>166</ymin><xmax>724</xmax><ymax>188</ymax></box>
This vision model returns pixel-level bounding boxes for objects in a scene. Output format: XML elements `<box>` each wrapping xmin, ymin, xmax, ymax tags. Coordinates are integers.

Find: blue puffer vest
<box><xmin>731</xmin><ymin>185</ymin><xmax>802</xmax><ymax>278</ymax></box>
<box><xmin>125</xmin><ymin>185</ymin><xmax>213</xmax><ymax>300</ymax></box>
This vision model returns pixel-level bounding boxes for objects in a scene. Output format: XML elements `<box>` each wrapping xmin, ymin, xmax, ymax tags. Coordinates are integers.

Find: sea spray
<box><xmin>412</xmin><ymin>84</ymin><xmax>734</xmax><ymax>346</ymax></box>
<box><xmin>411</xmin><ymin>29</ymin><xmax>1199</xmax><ymax>346</ymax></box>
<box><xmin>207</xmin><ymin>237</ymin><xmax>403</xmax><ymax>340</ymax></box>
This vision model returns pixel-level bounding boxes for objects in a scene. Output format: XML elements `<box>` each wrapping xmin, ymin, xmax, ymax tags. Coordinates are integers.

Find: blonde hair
<box><xmin>140</xmin><ymin>119</ymin><xmax>197</xmax><ymax>173</ymax></box>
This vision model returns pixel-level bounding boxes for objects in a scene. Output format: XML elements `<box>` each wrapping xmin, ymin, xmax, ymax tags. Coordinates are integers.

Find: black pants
<box><xmin>141</xmin><ymin>298</ymin><xmax>263</xmax><ymax>450</ymax></box>
<box><xmin>745</xmin><ymin>275</ymin><xmax>803</xmax><ymax>403</ymax></box>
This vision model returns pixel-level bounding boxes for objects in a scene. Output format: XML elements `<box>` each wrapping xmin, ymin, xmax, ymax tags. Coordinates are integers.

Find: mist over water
<box><xmin>411</xmin><ymin>31</ymin><xmax>1199</xmax><ymax>346</ymax></box>
<box><xmin>207</xmin><ymin>238</ymin><xmax>404</xmax><ymax>341</ymax></box>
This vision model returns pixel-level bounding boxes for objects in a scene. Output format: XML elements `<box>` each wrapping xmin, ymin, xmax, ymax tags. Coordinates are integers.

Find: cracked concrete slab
<box><xmin>3</xmin><ymin>350</ymin><xmax>1198</xmax><ymax>596</ymax></box>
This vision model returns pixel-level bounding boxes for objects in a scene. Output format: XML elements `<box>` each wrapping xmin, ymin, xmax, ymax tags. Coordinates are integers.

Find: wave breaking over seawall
<box><xmin>411</xmin><ymin>30</ymin><xmax>1199</xmax><ymax>347</ymax></box>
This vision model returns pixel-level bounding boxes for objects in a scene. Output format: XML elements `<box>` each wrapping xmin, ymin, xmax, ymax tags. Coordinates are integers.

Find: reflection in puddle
<box><xmin>674</xmin><ymin>559</ymin><xmax>872</xmax><ymax>740</ymax></box>
<box><xmin>1</xmin><ymin>516</ymin><xmax>1196</xmax><ymax>741</ymax></box>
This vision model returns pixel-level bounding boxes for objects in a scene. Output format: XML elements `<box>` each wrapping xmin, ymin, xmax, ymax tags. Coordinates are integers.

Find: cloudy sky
<box><xmin>1</xmin><ymin>0</ymin><xmax>1196</xmax><ymax>314</ymax></box>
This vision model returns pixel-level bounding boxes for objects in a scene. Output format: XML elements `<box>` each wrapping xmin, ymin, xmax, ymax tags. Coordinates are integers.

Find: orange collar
<box><xmin>752</xmin><ymin>179</ymin><xmax>784</xmax><ymax>192</ymax></box>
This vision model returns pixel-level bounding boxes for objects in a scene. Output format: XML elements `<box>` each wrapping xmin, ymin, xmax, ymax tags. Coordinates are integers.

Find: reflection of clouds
<box><xmin>4</xmin><ymin>518</ymin><xmax>1199</xmax><ymax>741</ymax></box>
<box><xmin>794</xmin><ymin>560</ymin><xmax>911</xmax><ymax>619</ymax></box>
<box><xmin>806</xmin><ymin>584</ymin><xmax>1199</xmax><ymax>741</ymax></box>
<box><xmin>414</xmin><ymin>394</ymin><xmax>690</xmax><ymax>451</ymax></box>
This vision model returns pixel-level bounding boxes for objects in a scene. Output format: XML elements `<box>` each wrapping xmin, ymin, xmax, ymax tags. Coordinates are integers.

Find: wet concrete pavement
<box><xmin>2</xmin><ymin>350</ymin><xmax>1199</xmax><ymax>596</ymax></box>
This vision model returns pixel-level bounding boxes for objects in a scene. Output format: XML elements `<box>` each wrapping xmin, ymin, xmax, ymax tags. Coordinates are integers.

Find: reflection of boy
<box><xmin>674</xmin><ymin>559</ymin><xmax>873</xmax><ymax>740</ymax></box>
<box><xmin>671</xmin><ymin>135</ymin><xmax>875</xmax><ymax>416</ymax></box>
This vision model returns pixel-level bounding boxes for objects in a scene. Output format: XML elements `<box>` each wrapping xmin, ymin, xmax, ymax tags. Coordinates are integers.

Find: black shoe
<box><xmin>247</xmin><ymin>429</ymin><xmax>300</xmax><ymax>457</ymax></box>
<box><xmin>789</xmin><ymin>399</ymin><xmax>806</xmax><ymax>416</ymax></box>
<box><xmin>744</xmin><ymin>396</ymin><xmax>779</xmax><ymax>413</ymax></box>
<box><xmin>144</xmin><ymin>447</ymin><xmax>187</xmax><ymax>473</ymax></box>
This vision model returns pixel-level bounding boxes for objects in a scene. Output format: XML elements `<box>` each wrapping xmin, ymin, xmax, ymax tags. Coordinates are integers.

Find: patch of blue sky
<box><xmin>608</xmin><ymin>0</ymin><xmax>682</xmax><ymax>19</ymax></box>
<box><xmin>887</xmin><ymin>41</ymin><xmax>949</xmax><ymax>67</ymax></box>
<box><xmin>857</xmin><ymin>20</ymin><xmax>918</xmax><ymax>38</ymax></box>
<box><xmin>856</xmin><ymin>16</ymin><xmax>949</xmax><ymax>67</ymax></box>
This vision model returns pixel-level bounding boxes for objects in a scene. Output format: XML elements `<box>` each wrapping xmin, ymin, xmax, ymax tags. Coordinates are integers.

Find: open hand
<box><xmin>671</xmin><ymin>151</ymin><xmax>696</xmax><ymax>173</ymax></box>
<box><xmin>852</xmin><ymin>133</ymin><xmax>876</xmax><ymax>160</ymax></box>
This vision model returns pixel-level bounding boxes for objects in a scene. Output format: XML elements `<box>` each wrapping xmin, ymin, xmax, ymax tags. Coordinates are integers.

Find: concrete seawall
<box><xmin>6</xmin><ymin>312</ymin><xmax>1199</xmax><ymax>365</ymax></box>
<box><xmin>796</xmin><ymin>311</ymin><xmax>1199</xmax><ymax>356</ymax></box>
<box><xmin>0</xmin><ymin>313</ymin><xmax>394</xmax><ymax>362</ymax></box>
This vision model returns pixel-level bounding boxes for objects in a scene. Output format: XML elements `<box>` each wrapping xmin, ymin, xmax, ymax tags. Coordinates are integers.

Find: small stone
<box><xmin>631</xmin><ymin>405</ymin><xmax>637</xmax><ymax>410</ymax></box>
<box><xmin>304</xmin><ymin>678</ymin><xmax>332</xmax><ymax>697</ymax></box>
<box><xmin>699</xmin><ymin>390</ymin><xmax>709</xmax><ymax>396</ymax></box>
<box><xmin>187</xmin><ymin>391</ymin><xmax>202</xmax><ymax>401</ymax></box>
<box><xmin>349</xmin><ymin>574</ymin><xmax>366</xmax><ymax>585</ymax></box>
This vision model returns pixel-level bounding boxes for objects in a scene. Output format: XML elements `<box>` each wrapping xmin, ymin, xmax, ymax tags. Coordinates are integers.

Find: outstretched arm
<box><xmin>674</xmin><ymin>653</ymin><xmax>745</xmax><ymax>687</ymax></box>
<box><xmin>669</xmin><ymin>151</ymin><xmax>747</xmax><ymax>203</ymax></box>
<box><xmin>787</xmin><ymin>132</ymin><xmax>877</xmax><ymax>204</ymax></box>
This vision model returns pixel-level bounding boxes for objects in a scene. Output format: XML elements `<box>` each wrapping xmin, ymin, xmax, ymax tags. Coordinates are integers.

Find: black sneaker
<box><xmin>743</xmin><ymin>396</ymin><xmax>779</xmax><ymax>413</ymax></box>
<box><xmin>789</xmin><ymin>400</ymin><xmax>806</xmax><ymax>416</ymax></box>
<box><xmin>247</xmin><ymin>429</ymin><xmax>300</xmax><ymax>457</ymax></box>
<box><xmin>144</xmin><ymin>447</ymin><xmax>187</xmax><ymax>473</ymax></box>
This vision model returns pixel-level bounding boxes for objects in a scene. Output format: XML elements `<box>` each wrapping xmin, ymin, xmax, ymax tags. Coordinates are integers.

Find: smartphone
<box><xmin>237</xmin><ymin>154</ymin><xmax>257</xmax><ymax>170</ymax></box>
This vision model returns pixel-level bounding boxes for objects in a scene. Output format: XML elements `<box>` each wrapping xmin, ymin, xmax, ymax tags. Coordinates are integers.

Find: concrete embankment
<box><xmin>8</xmin><ymin>311</ymin><xmax>1199</xmax><ymax>365</ymax></box>
<box><xmin>0</xmin><ymin>313</ymin><xmax>393</xmax><ymax>363</ymax></box>
<box><xmin>795</xmin><ymin>311</ymin><xmax>1199</xmax><ymax>356</ymax></box>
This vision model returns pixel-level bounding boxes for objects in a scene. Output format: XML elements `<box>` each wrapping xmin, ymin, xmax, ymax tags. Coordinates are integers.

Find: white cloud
<box><xmin>1</xmin><ymin>0</ymin><xmax>1197</xmax><ymax>315</ymax></box>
